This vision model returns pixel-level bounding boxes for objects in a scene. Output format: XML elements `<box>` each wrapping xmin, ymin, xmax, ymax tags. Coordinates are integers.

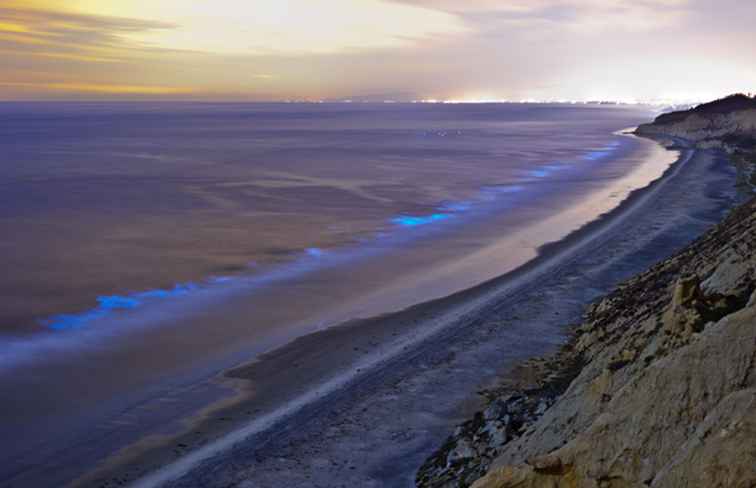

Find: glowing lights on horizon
<box><xmin>275</xmin><ymin>98</ymin><xmax>705</xmax><ymax>107</ymax></box>
<box><xmin>411</xmin><ymin>98</ymin><xmax>700</xmax><ymax>106</ymax></box>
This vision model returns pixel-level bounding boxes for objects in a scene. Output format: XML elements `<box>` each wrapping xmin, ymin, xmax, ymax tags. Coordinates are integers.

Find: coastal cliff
<box><xmin>635</xmin><ymin>94</ymin><xmax>756</xmax><ymax>149</ymax></box>
<box><xmin>636</xmin><ymin>93</ymin><xmax>756</xmax><ymax>187</ymax></box>
<box><xmin>417</xmin><ymin>97</ymin><xmax>756</xmax><ymax>488</ymax></box>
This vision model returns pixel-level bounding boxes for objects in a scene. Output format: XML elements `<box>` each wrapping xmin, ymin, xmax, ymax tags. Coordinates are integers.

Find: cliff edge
<box><xmin>418</xmin><ymin>97</ymin><xmax>756</xmax><ymax>488</ymax></box>
<box><xmin>637</xmin><ymin>94</ymin><xmax>756</xmax><ymax>187</ymax></box>
<box><xmin>635</xmin><ymin>93</ymin><xmax>756</xmax><ymax>146</ymax></box>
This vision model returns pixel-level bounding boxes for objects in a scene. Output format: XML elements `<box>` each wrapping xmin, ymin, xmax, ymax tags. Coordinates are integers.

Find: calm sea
<box><xmin>1</xmin><ymin>102</ymin><xmax>656</xmax><ymax>336</ymax></box>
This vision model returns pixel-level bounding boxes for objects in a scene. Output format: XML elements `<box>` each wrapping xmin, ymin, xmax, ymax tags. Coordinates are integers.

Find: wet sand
<box><xmin>76</xmin><ymin>140</ymin><xmax>741</xmax><ymax>487</ymax></box>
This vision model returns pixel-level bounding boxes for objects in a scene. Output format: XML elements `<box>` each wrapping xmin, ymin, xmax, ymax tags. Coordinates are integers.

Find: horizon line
<box><xmin>0</xmin><ymin>98</ymin><xmax>699</xmax><ymax>106</ymax></box>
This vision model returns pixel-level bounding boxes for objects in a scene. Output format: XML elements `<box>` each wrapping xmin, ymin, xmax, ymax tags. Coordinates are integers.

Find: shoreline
<box><xmin>420</xmin><ymin>193</ymin><xmax>756</xmax><ymax>487</ymax></box>
<box><xmin>444</xmin><ymin>97</ymin><xmax>756</xmax><ymax>488</ymax></box>
<box><xmin>0</xmin><ymin>103</ymin><xmax>642</xmax><ymax>341</ymax></box>
<box><xmin>0</xmin><ymin>125</ymin><xmax>663</xmax><ymax>488</ymax></box>
<box><xmin>77</xmin><ymin>134</ymin><xmax>742</xmax><ymax>487</ymax></box>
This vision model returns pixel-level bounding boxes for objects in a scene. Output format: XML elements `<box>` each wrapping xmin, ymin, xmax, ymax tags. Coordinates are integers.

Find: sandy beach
<box><xmin>72</xmin><ymin>135</ymin><xmax>742</xmax><ymax>488</ymax></box>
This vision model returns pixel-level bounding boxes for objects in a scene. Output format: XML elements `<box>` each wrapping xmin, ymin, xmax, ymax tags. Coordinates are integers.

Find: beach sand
<box><xmin>74</xmin><ymin>139</ymin><xmax>742</xmax><ymax>488</ymax></box>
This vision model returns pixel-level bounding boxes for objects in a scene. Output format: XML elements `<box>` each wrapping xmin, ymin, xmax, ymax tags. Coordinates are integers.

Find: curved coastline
<box><xmin>76</xmin><ymin>132</ymin><xmax>741</xmax><ymax>487</ymax></box>
<box><xmin>0</xmin><ymin>125</ymin><xmax>635</xmax><ymax>371</ymax></box>
<box><xmin>0</xmin><ymin>124</ymin><xmax>665</xmax><ymax>488</ymax></box>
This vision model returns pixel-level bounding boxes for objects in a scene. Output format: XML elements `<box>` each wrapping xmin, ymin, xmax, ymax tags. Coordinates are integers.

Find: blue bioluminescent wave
<box><xmin>480</xmin><ymin>185</ymin><xmax>525</xmax><ymax>202</ymax></box>
<box><xmin>439</xmin><ymin>201</ymin><xmax>473</xmax><ymax>212</ymax></box>
<box><xmin>390</xmin><ymin>197</ymin><xmax>488</xmax><ymax>229</ymax></box>
<box><xmin>392</xmin><ymin>213</ymin><xmax>452</xmax><ymax>227</ymax></box>
<box><xmin>209</xmin><ymin>276</ymin><xmax>234</xmax><ymax>284</ymax></box>
<box><xmin>39</xmin><ymin>246</ymin><xmax>344</xmax><ymax>332</ymax></box>
<box><xmin>306</xmin><ymin>247</ymin><xmax>325</xmax><ymax>257</ymax></box>
<box><xmin>43</xmin><ymin>283</ymin><xmax>200</xmax><ymax>331</ymax></box>
<box><xmin>527</xmin><ymin>163</ymin><xmax>569</xmax><ymax>179</ymax></box>
<box><xmin>583</xmin><ymin>150</ymin><xmax>609</xmax><ymax>161</ymax></box>
<box><xmin>529</xmin><ymin>169</ymin><xmax>550</xmax><ymax>178</ymax></box>
<box><xmin>583</xmin><ymin>141</ymin><xmax>622</xmax><ymax>161</ymax></box>
<box><xmin>39</xmin><ymin>136</ymin><xmax>624</xmax><ymax>333</ymax></box>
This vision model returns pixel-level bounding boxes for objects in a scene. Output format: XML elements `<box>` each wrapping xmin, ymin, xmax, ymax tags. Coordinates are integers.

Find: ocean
<box><xmin>1</xmin><ymin>102</ymin><xmax>658</xmax><ymax>336</ymax></box>
<box><xmin>0</xmin><ymin>102</ymin><xmax>678</xmax><ymax>485</ymax></box>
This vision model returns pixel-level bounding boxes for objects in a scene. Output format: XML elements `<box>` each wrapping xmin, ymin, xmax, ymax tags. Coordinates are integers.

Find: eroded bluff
<box><xmin>418</xmin><ymin>198</ymin><xmax>756</xmax><ymax>488</ymax></box>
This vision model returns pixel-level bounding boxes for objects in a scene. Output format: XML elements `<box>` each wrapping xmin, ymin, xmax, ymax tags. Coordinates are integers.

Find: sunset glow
<box><xmin>1</xmin><ymin>0</ymin><xmax>755</xmax><ymax>100</ymax></box>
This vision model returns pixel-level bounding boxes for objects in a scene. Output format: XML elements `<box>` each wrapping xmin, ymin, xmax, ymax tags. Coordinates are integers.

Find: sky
<box><xmin>1</xmin><ymin>0</ymin><xmax>755</xmax><ymax>102</ymax></box>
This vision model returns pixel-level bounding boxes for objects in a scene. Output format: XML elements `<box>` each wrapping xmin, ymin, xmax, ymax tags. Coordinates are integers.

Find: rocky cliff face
<box><xmin>418</xmin><ymin>199</ymin><xmax>756</xmax><ymax>488</ymax></box>
<box><xmin>471</xmin><ymin>199</ymin><xmax>756</xmax><ymax>488</ymax></box>
<box><xmin>418</xmin><ymin>98</ymin><xmax>756</xmax><ymax>488</ymax></box>
<box><xmin>636</xmin><ymin>94</ymin><xmax>756</xmax><ymax>147</ymax></box>
<box><xmin>636</xmin><ymin>94</ymin><xmax>756</xmax><ymax>186</ymax></box>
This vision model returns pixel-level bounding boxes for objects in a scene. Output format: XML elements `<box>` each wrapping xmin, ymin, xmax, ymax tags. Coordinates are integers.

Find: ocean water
<box><xmin>2</xmin><ymin>102</ymin><xmax>653</xmax><ymax>337</ymax></box>
<box><xmin>0</xmin><ymin>102</ymin><xmax>677</xmax><ymax>485</ymax></box>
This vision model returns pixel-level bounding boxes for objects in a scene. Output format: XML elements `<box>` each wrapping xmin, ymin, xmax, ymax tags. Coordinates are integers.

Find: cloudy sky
<box><xmin>1</xmin><ymin>0</ymin><xmax>754</xmax><ymax>101</ymax></box>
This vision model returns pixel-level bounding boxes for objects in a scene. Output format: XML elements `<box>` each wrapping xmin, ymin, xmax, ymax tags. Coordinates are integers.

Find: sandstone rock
<box><xmin>527</xmin><ymin>454</ymin><xmax>563</xmax><ymax>474</ymax></box>
<box><xmin>671</xmin><ymin>275</ymin><xmax>700</xmax><ymax>307</ymax></box>
<box><xmin>476</xmin><ymin>302</ymin><xmax>756</xmax><ymax>488</ymax></box>
<box><xmin>635</xmin><ymin>96</ymin><xmax>756</xmax><ymax>166</ymax></box>
<box><xmin>420</xmin><ymin>196</ymin><xmax>756</xmax><ymax>488</ymax></box>
<box><xmin>636</xmin><ymin>108</ymin><xmax>756</xmax><ymax>151</ymax></box>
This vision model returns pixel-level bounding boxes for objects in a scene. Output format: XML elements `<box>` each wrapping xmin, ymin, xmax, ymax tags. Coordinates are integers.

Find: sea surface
<box><xmin>1</xmin><ymin>102</ymin><xmax>656</xmax><ymax>336</ymax></box>
<box><xmin>0</xmin><ymin>102</ymin><xmax>675</xmax><ymax>485</ymax></box>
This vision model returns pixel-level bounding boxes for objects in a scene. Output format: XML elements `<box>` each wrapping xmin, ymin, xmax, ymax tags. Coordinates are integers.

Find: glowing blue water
<box><xmin>306</xmin><ymin>248</ymin><xmax>326</xmax><ymax>257</ymax></box>
<box><xmin>38</xmin><ymin>136</ymin><xmax>624</xmax><ymax>333</ymax></box>
<box><xmin>583</xmin><ymin>141</ymin><xmax>622</xmax><ymax>161</ymax></box>
<box><xmin>439</xmin><ymin>202</ymin><xmax>473</xmax><ymax>212</ymax></box>
<box><xmin>44</xmin><ymin>283</ymin><xmax>200</xmax><ymax>330</ymax></box>
<box><xmin>392</xmin><ymin>213</ymin><xmax>452</xmax><ymax>227</ymax></box>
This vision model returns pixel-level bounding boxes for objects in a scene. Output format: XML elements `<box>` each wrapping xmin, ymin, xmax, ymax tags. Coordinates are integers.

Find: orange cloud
<box><xmin>0</xmin><ymin>82</ymin><xmax>194</xmax><ymax>95</ymax></box>
<box><xmin>0</xmin><ymin>5</ymin><xmax>174</xmax><ymax>50</ymax></box>
<box><xmin>0</xmin><ymin>21</ymin><xmax>30</xmax><ymax>33</ymax></box>
<box><xmin>0</xmin><ymin>49</ymin><xmax>122</xmax><ymax>63</ymax></box>
<box><xmin>1</xmin><ymin>0</ymin><xmax>754</xmax><ymax>102</ymax></box>
<box><xmin>7</xmin><ymin>0</ymin><xmax>467</xmax><ymax>55</ymax></box>
<box><xmin>0</xmin><ymin>32</ymin><xmax>49</xmax><ymax>45</ymax></box>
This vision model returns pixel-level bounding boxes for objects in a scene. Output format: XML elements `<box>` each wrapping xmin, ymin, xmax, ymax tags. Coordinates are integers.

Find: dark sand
<box><xmin>80</xmin><ymin>141</ymin><xmax>740</xmax><ymax>488</ymax></box>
